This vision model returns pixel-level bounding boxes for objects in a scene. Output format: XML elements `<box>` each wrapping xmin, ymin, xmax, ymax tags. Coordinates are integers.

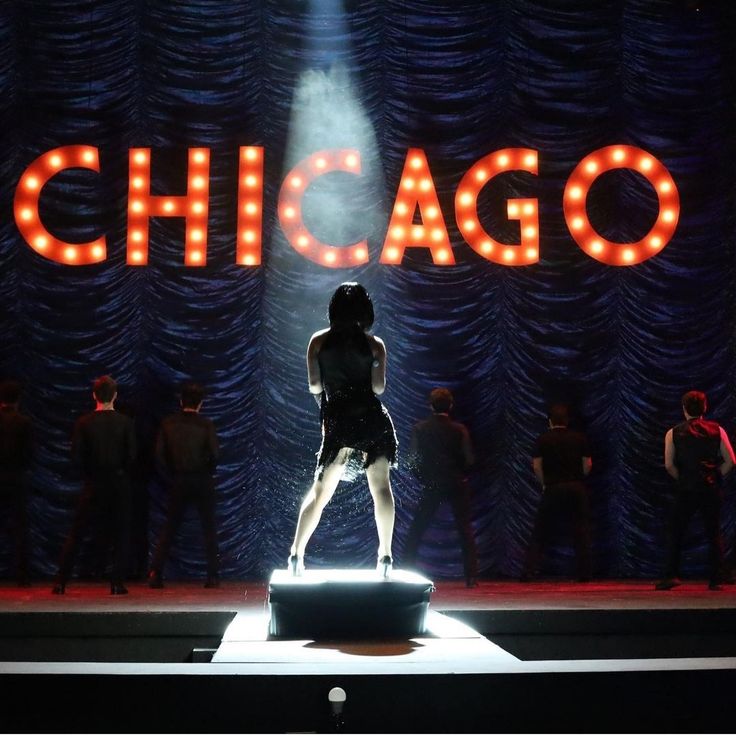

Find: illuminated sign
<box><xmin>14</xmin><ymin>144</ymin><xmax>680</xmax><ymax>268</ymax></box>
<box><xmin>455</xmin><ymin>147</ymin><xmax>539</xmax><ymax>266</ymax></box>
<box><xmin>279</xmin><ymin>148</ymin><xmax>368</xmax><ymax>268</ymax></box>
<box><xmin>563</xmin><ymin>145</ymin><xmax>679</xmax><ymax>266</ymax></box>
<box><xmin>380</xmin><ymin>148</ymin><xmax>453</xmax><ymax>266</ymax></box>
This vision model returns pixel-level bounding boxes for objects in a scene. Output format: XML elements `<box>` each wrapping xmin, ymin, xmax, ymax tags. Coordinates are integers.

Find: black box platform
<box><xmin>268</xmin><ymin>568</ymin><xmax>434</xmax><ymax>639</ymax></box>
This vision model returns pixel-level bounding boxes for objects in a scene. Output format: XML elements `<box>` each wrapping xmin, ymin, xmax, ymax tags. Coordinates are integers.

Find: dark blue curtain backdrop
<box><xmin>1</xmin><ymin>0</ymin><xmax>735</xmax><ymax>580</ymax></box>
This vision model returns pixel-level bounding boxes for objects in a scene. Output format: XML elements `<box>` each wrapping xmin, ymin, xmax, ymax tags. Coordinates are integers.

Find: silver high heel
<box><xmin>288</xmin><ymin>554</ymin><xmax>305</xmax><ymax>577</ymax></box>
<box><xmin>377</xmin><ymin>555</ymin><xmax>393</xmax><ymax>579</ymax></box>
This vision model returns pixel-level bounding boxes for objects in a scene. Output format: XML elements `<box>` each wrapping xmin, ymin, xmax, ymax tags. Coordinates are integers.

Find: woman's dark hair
<box><xmin>328</xmin><ymin>282</ymin><xmax>374</xmax><ymax>329</ymax></box>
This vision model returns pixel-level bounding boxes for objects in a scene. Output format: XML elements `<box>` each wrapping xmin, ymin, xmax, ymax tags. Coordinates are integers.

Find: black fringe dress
<box><xmin>315</xmin><ymin>325</ymin><xmax>397</xmax><ymax>478</ymax></box>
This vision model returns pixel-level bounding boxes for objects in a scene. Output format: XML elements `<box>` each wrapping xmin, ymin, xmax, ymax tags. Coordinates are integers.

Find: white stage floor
<box><xmin>212</xmin><ymin>609</ymin><xmax>520</xmax><ymax>674</ymax></box>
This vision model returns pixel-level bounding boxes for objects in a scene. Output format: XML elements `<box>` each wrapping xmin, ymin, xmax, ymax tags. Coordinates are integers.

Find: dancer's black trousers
<box><xmin>404</xmin><ymin>481</ymin><xmax>478</xmax><ymax>579</ymax></box>
<box><xmin>663</xmin><ymin>484</ymin><xmax>723</xmax><ymax>583</ymax></box>
<box><xmin>523</xmin><ymin>480</ymin><xmax>592</xmax><ymax>580</ymax></box>
<box><xmin>57</xmin><ymin>473</ymin><xmax>131</xmax><ymax>585</ymax></box>
<box><xmin>150</xmin><ymin>473</ymin><xmax>219</xmax><ymax>577</ymax></box>
<box><xmin>0</xmin><ymin>473</ymin><xmax>29</xmax><ymax>582</ymax></box>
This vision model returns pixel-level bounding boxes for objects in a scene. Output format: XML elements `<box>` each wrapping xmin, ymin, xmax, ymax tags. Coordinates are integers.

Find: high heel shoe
<box><xmin>377</xmin><ymin>555</ymin><xmax>393</xmax><ymax>579</ymax></box>
<box><xmin>110</xmin><ymin>583</ymin><xmax>128</xmax><ymax>595</ymax></box>
<box><xmin>287</xmin><ymin>554</ymin><xmax>304</xmax><ymax>577</ymax></box>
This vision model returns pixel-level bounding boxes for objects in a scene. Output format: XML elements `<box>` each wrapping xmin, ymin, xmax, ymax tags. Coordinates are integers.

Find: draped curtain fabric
<box><xmin>0</xmin><ymin>0</ymin><xmax>734</xmax><ymax>580</ymax></box>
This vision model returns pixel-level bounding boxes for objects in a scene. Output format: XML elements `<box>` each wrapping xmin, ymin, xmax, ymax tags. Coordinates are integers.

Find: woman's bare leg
<box><xmin>365</xmin><ymin>457</ymin><xmax>395</xmax><ymax>559</ymax></box>
<box><xmin>290</xmin><ymin>449</ymin><xmax>349</xmax><ymax>558</ymax></box>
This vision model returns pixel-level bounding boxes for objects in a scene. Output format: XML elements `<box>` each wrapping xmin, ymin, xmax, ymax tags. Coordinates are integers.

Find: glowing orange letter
<box><xmin>563</xmin><ymin>145</ymin><xmax>679</xmax><ymax>265</ymax></box>
<box><xmin>455</xmin><ymin>148</ymin><xmax>539</xmax><ymax>266</ymax></box>
<box><xmin>379</xmin><ymin>149</ymin><xmax>453</xmax><ymax>265</ymax></box>
<box><xmin>14</xmin><ymin>145</ymin><xmax>105</xmax><ymax>265</ymax></box>
<box><xmin>277</xmin><ymin>149</ymin><xmax>368</xmax><ymax>268</ymax></box>
<box><xmin>235</xmin><ymin>146</ymin><xmax>265</xmax><ymax>266</ymax></box>
<box><xmin>127</xmin><ymin>147</ymin><xmax>210</xmax><ymax>266</ymax></box>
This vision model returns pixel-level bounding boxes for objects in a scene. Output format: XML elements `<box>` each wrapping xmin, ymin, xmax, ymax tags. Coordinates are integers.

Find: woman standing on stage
<box><xmin>288</xmin><ymin>282</ymin><xmax>397</xmax><ymax>577</ymax></box>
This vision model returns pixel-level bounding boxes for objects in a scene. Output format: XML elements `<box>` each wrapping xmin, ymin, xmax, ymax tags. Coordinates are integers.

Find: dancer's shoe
<box><xmin>51</xmin><ymin>580</ymin><xmax>66</xmax><ymax>595</ymax></box>
<box><xmin>288</xmin><ymin>554</ymin><xmax>304</xmax><ymax>577</ymax></box>
<box><xmin>377</xmin><ymin>555</ymin><xmax>393</xmax><ymax>579</ymax></box>
<box><xmin>147</xmin><ymin>570</ymin><xmax>164</xmax><ymax>589</ymax></box>
<box><xmin>110</xmin><ymin>583</ymin><xmax>128</xmax><ymax>595</ymax></box>
<box><xmin>655</xmin><ymin>577</ymin><xmax>681</xmax><ymax>591</ymax></box>
<box><xmin>204</xmin><ymin>575</ymin><xmax>220</xmax><ymax>589</ymax></box>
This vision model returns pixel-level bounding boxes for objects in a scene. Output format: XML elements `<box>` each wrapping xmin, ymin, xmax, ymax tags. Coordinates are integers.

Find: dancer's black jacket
<box><xmin>150</xmin><ymin>411</ymin><xmax>220</xmax><ymax>578</ymax></box>
<box><xmin>405</xmin><ymin>414</ymin><xmax>477</xmax><ymax>580</ymax></box>
<box><xmin>56</xmin><ymin>410</ymin><xmax>137</xmax><ymax>586</ymax></box>
<box><xmin>0</xmin><ymin>405</ymin><xmax>33</xmax><ymax>582</ymax></box>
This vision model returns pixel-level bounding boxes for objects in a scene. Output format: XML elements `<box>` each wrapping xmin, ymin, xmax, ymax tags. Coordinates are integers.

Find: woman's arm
<box><xmin>306</xmin><ymin>331</ymin><xmax>327</xmax><ymax>394</ymax></box>
<box><xmin>369</xmin><ymin>336</ymin><xmax>387</xmax><ymax>395</ymax></box>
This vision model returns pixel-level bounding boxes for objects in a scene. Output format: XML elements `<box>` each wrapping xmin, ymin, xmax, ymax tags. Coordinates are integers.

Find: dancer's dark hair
<box><xmin>430</xmin><ymin>388</ymin><xmax>453</xmax><ymax>414</ymax></box>
<box><xmin>548</xmin><ymin>403</ymin><xmax>569</xmax><ymax>427</ymax></box>
<box><xmin>328</xmin><ymin>282</ymin><xmax>374</xmax><ymax>330</ymax></box>
<box><xmin>181</xmin><ymin>382</ymin><xmax>205</xmax><ymax>409</ymax></box>
<box><xmin>0</xmin><ymin>380</ymin><xmax>21</xmax><ymax>405</ymax></box>
<box><xmin>682</xmin><ymin>390</ymin><xmax>706</xmax><ymax>417</ymax></box>
<box><xmin>93</xmin><ymin>375</ymin><xmax>117</xmax><ymax>403</ymax></box>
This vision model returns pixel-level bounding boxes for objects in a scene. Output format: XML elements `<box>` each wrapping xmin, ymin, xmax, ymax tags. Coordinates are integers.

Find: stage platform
<box><xmin>0</xmin><ymin>579</ymin><xmax>734</xmax><ymax>731</ymax></box>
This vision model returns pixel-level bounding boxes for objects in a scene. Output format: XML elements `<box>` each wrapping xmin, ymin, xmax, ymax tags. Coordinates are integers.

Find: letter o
<box><xmin>563</xmin><ymin>145</ymin><xmax>679</xmax><ymax>266</ymax></box>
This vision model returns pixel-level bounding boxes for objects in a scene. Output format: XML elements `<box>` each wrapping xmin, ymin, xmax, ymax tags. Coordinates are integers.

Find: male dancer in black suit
<box><xmin>53</xmin><ymin>375</ymin><xmax>137</xmax><ymax>594</ymax></box>
<box><xmin>148</xmin><ymin>382</ymin><xmax>220</xmax><ymax>588</ymax></box>
<box><xmin>404</xmin><ymin>388</ymin><xmax>478</xmax><ymax>587</ymax></box>
<box><xmin>521</xmin><ymin>404</ymin><xmax>592</xmax><ymax>582</ymax></box>
<box><xmin>657</xmin><ymin>390</ymin><xmax>734</xmax><ymax>591</ymax></box>
<box><xmin>0</xmin><ymin>380</ymin><xmax>32</xmax><ymax>586</ymax></box>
